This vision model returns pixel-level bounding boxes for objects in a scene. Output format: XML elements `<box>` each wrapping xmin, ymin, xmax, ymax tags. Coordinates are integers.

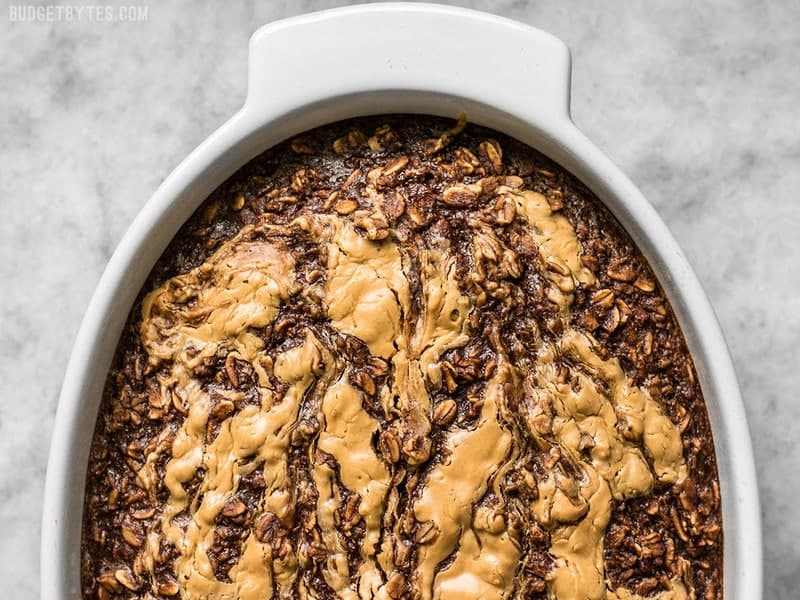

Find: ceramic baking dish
<box><xmin>41</xmin><ymin>3</ymin><xmax>762</xmax><ymax>598</ymax></box>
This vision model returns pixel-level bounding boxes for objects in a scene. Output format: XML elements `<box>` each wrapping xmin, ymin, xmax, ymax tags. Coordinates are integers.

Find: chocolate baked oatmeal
<box><xmin>80</xmin><ymin>116</ymin><xmax>722</xmax><ymax>600</ymax></box>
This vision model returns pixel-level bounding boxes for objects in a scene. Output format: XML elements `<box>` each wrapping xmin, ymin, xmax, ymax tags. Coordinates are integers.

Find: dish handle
<box><xmin>244</xmin><ymin>3</ymin><xmax>573</xmax><ymax>125</ymax></box>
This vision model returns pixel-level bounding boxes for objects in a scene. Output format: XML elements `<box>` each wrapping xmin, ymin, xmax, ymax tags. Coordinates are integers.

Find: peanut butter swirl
<box><xmin>81</xmin><ymin>117</ymin><xmax>721</xmax><ymax>600</ymax></box>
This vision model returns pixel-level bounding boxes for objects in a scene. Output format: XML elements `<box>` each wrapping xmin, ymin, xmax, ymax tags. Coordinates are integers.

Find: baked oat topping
<box><xmin>81</xmin><ymin>116</ymin><xmax>722</xmax><ymax>600</ymax></box>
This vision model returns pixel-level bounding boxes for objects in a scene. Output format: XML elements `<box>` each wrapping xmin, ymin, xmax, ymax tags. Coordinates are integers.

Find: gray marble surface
<box><xmin>1</xmin><ymin>0</ymin><xmax>797</xmax><ymax>597</ymax></box>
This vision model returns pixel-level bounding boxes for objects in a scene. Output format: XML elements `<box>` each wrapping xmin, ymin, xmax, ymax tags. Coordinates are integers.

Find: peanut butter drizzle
<box><xmin>506</xmin><ymin>187</ymin><xmax>595</xmax><ymax>308</ymax></box>
<box><xmin>413</xmin><ymin>364</ymin><xmax>518</xmax><ymax>600</ymax></box>
<box><xmin>509</xmin><ymin>189</ymin><xmax>687</xmax><ymax>600</ymax></box>
<box><xmin>320</xmin><ymin>216</ymin><xmax>409</xmax><ymax>360</ymax></box>
<box><xmin>137</xmin><ymin>234</ymin><xmax>316</xmax><ymax>599</ymax></box>
<box><xmin>313</xmin><ymin>215</ymin><xmax>469</xmax><ymax>416</ymax></box>
<box><xmin>526</xmin><ymin>331</ymin><xmax>687</xmax><ymax>600</ymax></box>
<box><xmin>131</xmin><ymin>168</ymin><xmax>689</xmax><ymax>599</ymax></box>
<box><xmin>154</xmin><ymin>332</ymin><xmax>322</xmax><ymax>600</ymax></box>
<box><xmin>315</xmin><ymin>377</ymin><xmax>391</xmax><ymax>599</ymax></box>
<box><xmin>140</xmin><ymin>230</ymin><xmax>295</xmax><ymax>375</ymax></box>
<box><xmin>290</xmin><ymin>216</ymin><xmax>398</xmax><ymax>597</ymax></box>
<box><xmin>313</xmin><ymin>454</ymin><xmax>353</xmax><ymax>599</ymax></box>
<box><xmin>309</xmin><ymin>215</ymin><xmax>474</xmax><ymax>598</ymax></box>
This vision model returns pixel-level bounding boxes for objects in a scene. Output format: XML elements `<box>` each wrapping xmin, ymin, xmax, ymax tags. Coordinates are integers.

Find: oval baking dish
<box><xmin>41</xmin><ymin>4</ymin><xmax>762</xmax><ymax>599</ymax></box>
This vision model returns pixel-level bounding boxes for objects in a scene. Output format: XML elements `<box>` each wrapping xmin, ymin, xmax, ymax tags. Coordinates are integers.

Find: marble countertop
<box><xmin>1</xmin><ymin>1</ymin><xmax>797</xmax><ymax>597</ymax></box>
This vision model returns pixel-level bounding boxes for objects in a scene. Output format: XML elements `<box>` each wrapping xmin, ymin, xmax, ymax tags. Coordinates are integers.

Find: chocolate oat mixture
<box><xmin>81</xmin><ymin>116</ymin><xmax>722</xmax><ymax>600</ymax></box>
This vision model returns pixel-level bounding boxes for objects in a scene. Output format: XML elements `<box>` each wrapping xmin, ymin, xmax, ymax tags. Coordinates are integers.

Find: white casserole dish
<box><xmin>41</xmin><ymin>4</ymin><xmax>762</xmax><ymax>598</ymax></box>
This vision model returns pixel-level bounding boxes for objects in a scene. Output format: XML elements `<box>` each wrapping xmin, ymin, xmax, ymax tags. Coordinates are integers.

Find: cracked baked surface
<box><xmin>81</xmin><ymin>116</ymin><xmax>722</xmax><ymax>600</ymax></box>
